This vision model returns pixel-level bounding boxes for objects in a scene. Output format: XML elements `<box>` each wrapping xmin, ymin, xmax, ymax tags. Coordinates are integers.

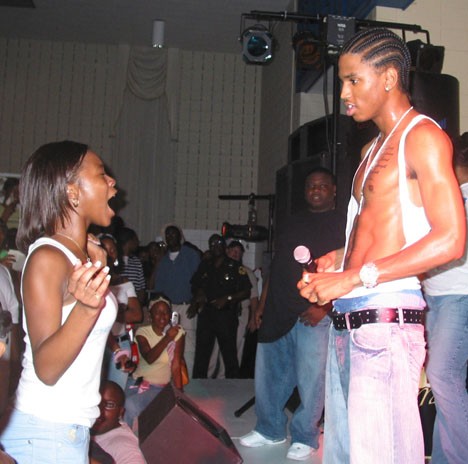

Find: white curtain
<box><xmin>110</xmin><ymin>46</ymin><xmax>179</xmax><ymax>243</ymax></box>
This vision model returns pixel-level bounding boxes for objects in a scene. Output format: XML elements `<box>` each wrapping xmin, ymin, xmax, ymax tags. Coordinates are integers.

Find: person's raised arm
<box><xmin>23</xmin><ymin>246</ymin><xmax>110</xmax><ymax>385</ymax></box>
<box><xmin>136</xmin><ymin>325</ymin><xmax>179</xmax><ymax>365</ymax></box>
<box><xmin>171</xmin><ymin>334</ymin><xmax>185</xmax><ymax>390</ymax></box>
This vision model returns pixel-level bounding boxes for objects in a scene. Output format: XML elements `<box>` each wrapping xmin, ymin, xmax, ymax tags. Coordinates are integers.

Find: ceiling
<box><xmin>0</xmin><ymin>0</ymin><xmax>292</xmax><ymax>54</ymax></box>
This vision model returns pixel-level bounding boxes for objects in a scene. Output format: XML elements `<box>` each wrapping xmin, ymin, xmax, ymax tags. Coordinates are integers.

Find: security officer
<box><xmin>189</xmin><ymin>234</ymin><xmax>251</xmax><ymax>378</ymax></box>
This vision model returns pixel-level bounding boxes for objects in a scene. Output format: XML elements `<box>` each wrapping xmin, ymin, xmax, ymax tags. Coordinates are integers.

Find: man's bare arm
<box><xmin>299</xmin><ymin>122</ymin><xmax>466</xmax><ymax>305</ymax></box>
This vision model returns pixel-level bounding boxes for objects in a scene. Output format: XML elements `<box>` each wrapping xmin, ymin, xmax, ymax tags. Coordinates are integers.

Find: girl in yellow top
<box><xmin>124</xmin><ymin>294</ymin><xmax>185</xmax><ymax>432</ymax></box>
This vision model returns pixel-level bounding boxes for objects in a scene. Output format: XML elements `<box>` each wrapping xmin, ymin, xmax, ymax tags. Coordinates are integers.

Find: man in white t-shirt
<box><xmin>90</xmin><ymin>381</ymin><xmax>146</xmax><ymax>464</ymax></box>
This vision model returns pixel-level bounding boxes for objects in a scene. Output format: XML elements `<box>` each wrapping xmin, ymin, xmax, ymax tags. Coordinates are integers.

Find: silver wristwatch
<box><xmin>359</xmin><ymin>262</ymin><xmax>379</xmax><ymax>288</ymax></box>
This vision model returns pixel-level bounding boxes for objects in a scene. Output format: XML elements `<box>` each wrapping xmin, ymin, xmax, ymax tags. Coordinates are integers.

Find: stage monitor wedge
<box><xmin>139</xmin><ymin>384</ymin><xmax>243</xmax><ymax>464</ymax></box>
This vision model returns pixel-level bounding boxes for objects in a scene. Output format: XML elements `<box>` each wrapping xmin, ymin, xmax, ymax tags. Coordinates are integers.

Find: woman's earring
<box><xmin>385</xmin><ymin>86</ymin><xmax>390</xmax><ymax>92</ymax></box>
<box><xmin>72</xmin><ymin>198</ymin><xmax>79</xmax><ymax>208</ymax></box>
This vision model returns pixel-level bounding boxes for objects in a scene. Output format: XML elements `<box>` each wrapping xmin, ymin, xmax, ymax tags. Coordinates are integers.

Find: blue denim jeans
<box><xmin>124</xmin><ymin>381</ymin><xmax>164</xmax><ymax>433</ymax></box>
<box><xmin>424</xmin><ymin>294</ymin><xmax>468</xmax><ymax>464</ymax></box>
<box><xmin>324</xmin><ymin>292</ymin><xmax>426</xmax><ymax>464</ymax></box>
<box><xmin>0</xmin><ymin>409</ymin><xmax>90</xmax><ymax>463</ymax></box>
<box><xmin>254</xmin><ymin>317</ymin><xmax>329</xmax><ymax>448</ymax></box>
<box><xmin>105</xmin><ymin>338</ymin><xmax>132</xmax><ymax>390</ymax></box>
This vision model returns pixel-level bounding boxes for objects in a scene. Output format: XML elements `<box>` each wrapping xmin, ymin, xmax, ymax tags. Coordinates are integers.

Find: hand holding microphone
<box><xmin>295</xmin><ymin>245</ymin><xmax>332</xmax><ymax>306</ymax></box>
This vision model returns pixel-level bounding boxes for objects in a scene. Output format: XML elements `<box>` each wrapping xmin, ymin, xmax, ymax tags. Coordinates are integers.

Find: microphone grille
<box><xmin>294</xmin><ymin>245</ymin><xmax>311</xmax><ymax>264</ymax></box>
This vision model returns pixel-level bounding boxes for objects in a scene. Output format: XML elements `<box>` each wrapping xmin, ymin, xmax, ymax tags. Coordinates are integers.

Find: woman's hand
<box><xmin>87</xmin><ymin>233</ymin><xmax>107</xmax><ymax>264</ymax></box>
<box><xmin>165</xmin><ymin>326</ymin><xmax>179</xmax><ymax>340</ymax></box>
<box><xmin>68</xmin><ymin>260</ymin><xmax>110</xmax><ymax>309</ymax></box>
<box><xmin>0</xmin><ymin>253</ymin><xmax>15</xmax><ymax>270</ymax></box>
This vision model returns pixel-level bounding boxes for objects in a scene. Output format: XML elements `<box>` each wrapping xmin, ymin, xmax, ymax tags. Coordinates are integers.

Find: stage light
<box><xmin>240</xmin><ymin>24</ymin><xmax>275</xmax><ymax>64</ymax></box>
<box><xmin>221</xmin><ymin>222</ymin><xmax>269</xmax><ymax>242</ymax></box>
<box><xmin>292</xmin><ymin>31</ymin><xmax>324</xmax><ymax>70</ymax></box>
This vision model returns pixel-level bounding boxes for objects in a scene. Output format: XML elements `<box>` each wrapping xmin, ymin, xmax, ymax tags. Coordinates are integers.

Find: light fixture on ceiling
<box><xmin>239</xmin><ymin>24</ymin><xmax>275</xmax><ymax>64</ymax></box>
<box><xmin>152</xmin><ymin>19</ymin><xmax>165</xmax><ymax>48</ymax></box>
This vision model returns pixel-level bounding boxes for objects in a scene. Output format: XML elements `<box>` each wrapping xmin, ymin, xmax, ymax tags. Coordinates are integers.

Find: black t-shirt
<box><xmin>258</xmin><ymin>209</ymin><xmax>346</xmax><ymax>343</ymax></box>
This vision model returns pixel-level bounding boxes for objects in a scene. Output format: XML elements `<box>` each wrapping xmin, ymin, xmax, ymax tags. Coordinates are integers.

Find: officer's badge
<box><xmin>238</xmin><ymin>266</ymin><xmax>247</xmax><ymax>275</ymax></box>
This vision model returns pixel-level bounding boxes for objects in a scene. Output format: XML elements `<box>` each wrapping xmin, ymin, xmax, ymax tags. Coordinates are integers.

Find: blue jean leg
<box><xmin>254</xmin><ymin>318</ymin><xmax>329</xmax><ymax>448</ymax></box>
<box><xmin>424</xmin><ymin>294</ymin><xmax>468</xmax><ymax>464</ymax></box>
<box><xmin>124</xmin><ymin>383</ymin><xmax>164</xmax><ymax>432</ymax></box>
<box><xmin>0</xmin><ymin>409</ymin><xmax>90</xmax><ymax>464</ymax></box>
<box><xmin>324</xmin><ymin>323</ymin><xmax>426</xmax><ymax>464</ymax></box>
<box><xmin>323</xmin><ymin>325</ymin><xmax>351</xmax><ymax>464</ymax></box>
<box><xmin>105</xmin><ymin>339</ymin><xmax>132</xmax><ymax>390</ymax></box>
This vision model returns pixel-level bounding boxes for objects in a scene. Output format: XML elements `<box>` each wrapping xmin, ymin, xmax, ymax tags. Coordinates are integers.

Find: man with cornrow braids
<box><xmin>298</xmin><ymin>28</ymin><xmax>465</xmax><ymax>464</ymax></box>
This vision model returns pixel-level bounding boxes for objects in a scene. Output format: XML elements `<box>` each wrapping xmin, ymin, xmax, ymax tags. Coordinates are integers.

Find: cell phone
<box><xmin>171</xmin><ymin>311</ymin><xmax>179</xmax><ymax>326</ymax></box>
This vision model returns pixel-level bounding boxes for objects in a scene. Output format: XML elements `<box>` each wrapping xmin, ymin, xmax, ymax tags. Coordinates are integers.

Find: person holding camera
<box><xmin>124</xmin><ymin>294</ymin><xmax>185</xmax><ymax>433</ymax></box>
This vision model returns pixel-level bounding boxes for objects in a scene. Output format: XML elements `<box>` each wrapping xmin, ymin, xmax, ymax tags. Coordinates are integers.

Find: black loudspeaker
<box><xmin>410</xmin><ymin>71</ymin><xmax>460</xmax><ymax>139</ymax></box>
<box><xmin>138</xmin><ymin>384</ymin><xmax>243</xmax><ymax>464</ymax></box>
<box><xmin>407</xmin><ymin>40</ymin><xmax>445</xmax><ymax>74</ymax></box>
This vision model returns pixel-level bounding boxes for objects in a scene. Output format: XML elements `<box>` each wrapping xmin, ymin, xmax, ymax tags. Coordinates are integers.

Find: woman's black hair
<box><xmin>16</xmin><ymin>141</ymin><xmax>88</xmax><ymax>253</ymax></box>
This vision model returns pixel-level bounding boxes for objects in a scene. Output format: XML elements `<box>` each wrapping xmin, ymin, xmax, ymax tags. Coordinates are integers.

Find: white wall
<box><xmin>0</xmin><ymin>39</ymin><xmax>119</xmax><ymax>173</ymax></box>
<box><xmin>174</xmin><ymin>51</ymin><xmax>261</xmax><ymax>231</ymax></box>
<box><xmin>0</xmin><ymin>39</ymin><xmax>262</xmax><ymax>243</ymax></box>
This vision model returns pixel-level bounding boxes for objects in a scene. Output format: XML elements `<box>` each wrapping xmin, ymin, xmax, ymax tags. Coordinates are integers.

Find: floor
<box><xmin>183</xmin><ymin>379</ymin><xmax>323</xmax><ymax>464</ymax></box>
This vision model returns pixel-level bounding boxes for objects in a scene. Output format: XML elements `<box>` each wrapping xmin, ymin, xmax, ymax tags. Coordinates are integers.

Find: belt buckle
<box><xmin>344</xmin><ymin>312</ymin><xmax>351</xmax><ymax>331</ymax></box>
<box><xmin>397</xmin><ymin>307</ymin><xmax>404</xmax><ymax>327</ymax></box>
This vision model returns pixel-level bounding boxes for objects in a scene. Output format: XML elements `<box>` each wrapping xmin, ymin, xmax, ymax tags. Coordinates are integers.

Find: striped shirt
<box><xmin>121</xmin><ymin>255</ymin><xmax>146</xmax><ymax>292</ymax></box>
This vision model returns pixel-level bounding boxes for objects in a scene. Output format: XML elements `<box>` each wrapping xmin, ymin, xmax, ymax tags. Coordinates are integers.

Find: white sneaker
<box><xmin>286</xmin><ymin>442</ymin><xmax>317</xmax><ymax>461</ymax></box>
<box><xmin>239</xmin><ymin>430</ymin><xmax>287</xmax><ymax>447</ymax></box>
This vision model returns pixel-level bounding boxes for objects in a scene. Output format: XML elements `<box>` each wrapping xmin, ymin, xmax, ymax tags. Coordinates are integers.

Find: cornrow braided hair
<box><xmin>340</xmin><ymin>27</ymin><xmax>412</xmax><ymax>95</ymax></box>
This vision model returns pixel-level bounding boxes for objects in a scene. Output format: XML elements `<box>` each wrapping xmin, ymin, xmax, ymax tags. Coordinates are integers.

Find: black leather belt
<box><xmin>115</xmin><ymin>333</ymin><xmax>130</xmax><ymax>343</ymax></box>
<box><xmin>331</xmin><ymin>307</ymin><xmax>424</xmax><ymax>331</ymax></box>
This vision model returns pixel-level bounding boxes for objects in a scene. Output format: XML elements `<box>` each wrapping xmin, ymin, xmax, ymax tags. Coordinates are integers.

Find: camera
<box><xmin>171</xmin><ymin>311</ymin><xmax>179</xmax><ymax>326</ymax></box>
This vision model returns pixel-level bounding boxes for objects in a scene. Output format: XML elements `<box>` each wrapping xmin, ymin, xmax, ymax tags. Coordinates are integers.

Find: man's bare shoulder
<box><xmin>405</xmin><ymin>116</ymin><xmax>450</xmax><ymax>144</ymax></box>
<box><xmin>405</xmin><ymin>117</ymin><xmax>452</xmax><ymax>170</ymax></box>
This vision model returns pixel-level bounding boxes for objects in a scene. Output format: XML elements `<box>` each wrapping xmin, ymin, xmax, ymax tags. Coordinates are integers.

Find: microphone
<box><xmin>294</xmin><ymin>245</ymin><xmax>317</xmax><ymax>273</ymax></box>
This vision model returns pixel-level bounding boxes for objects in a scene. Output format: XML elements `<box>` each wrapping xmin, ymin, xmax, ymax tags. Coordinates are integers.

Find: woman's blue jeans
<box><xmin>0</xmin><ymin>409</ymin><xmax>89</xmax><ymax>464</ymax></box>
<box><xmin>124</xmin><ymin>382</ymin><xmax>164</xmax><ymax>434</ymax></box>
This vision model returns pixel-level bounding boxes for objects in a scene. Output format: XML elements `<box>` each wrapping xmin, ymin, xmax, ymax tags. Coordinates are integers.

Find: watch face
<box><xmin>360</xmin><ymin>263</ymin><xmax>379</xmax><ymax>288</ymax></box>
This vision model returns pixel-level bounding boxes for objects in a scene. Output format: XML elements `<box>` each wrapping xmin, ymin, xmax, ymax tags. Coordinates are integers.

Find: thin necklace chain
<box><xmin>55</xmin><ymin>232</ymin><xmax>91</xmax><ymax>262</ymax></box>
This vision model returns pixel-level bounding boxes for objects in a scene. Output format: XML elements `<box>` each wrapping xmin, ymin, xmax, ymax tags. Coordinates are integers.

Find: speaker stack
<box><xmin>275</xmin><ymin>114</ymin><xmax>377</xmax><ymax>228</ymax></box>
<box><xmin>138</xmin><ymin>384</ymin><xmax>243</xmax><ymax>464</ymax></box>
